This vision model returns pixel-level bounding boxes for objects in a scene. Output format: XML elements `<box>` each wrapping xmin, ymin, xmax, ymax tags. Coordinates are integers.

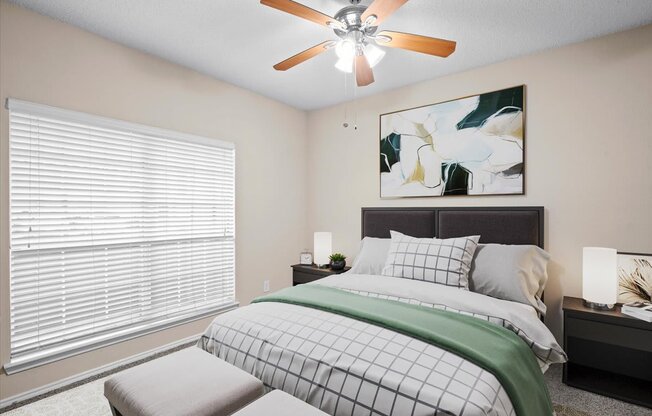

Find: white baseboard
<box><xmin>0</xmin><ymin>333</ymin><xmax>201</xmax><ymax>410</ymax></box>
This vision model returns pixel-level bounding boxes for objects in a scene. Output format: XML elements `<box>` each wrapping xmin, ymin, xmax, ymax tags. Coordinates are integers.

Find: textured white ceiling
<box><xmin>9</xmin><ymin>0</ymin><xmax>652</xmax><ymax>110</ymax></box>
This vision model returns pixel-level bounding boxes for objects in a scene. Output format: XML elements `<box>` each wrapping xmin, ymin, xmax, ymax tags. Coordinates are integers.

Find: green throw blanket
<box><xmin>253</xmin><ymin>284</ymin><xmax>553</xmax><ymax>416</ymax></box>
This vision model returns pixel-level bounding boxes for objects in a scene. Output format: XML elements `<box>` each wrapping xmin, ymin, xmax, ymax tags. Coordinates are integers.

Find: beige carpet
<box><xmin>0</xmin><ymin>381</ymin><xmax>600</xmax><ymax>416</ymax></box>
<box><xmin>554</xmin><ymin>404</ymin><xmax>593</xmax><ymax>416</ymax></box>
<box><xmin>1</xmin><ymin>376</ymin><xmax>111</xmax><ymax>416</ymax></box>
<box><xmin>1</xmin><ymin>361</ymin><xmax>650</xmax><ymax>416</ymax></box>
<box><xmin>1</xmin><ymin>378</ymin><xmax>593</xmax><ymax>416</ymax></box>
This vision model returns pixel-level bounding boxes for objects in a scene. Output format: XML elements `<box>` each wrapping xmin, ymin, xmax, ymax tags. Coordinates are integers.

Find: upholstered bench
<box><xmin>232</xmin><ymin>390</ymin><xmax>329</xmax><ymax>416</ymax></box>
<box><xmin>104</xmin><ymin>347</ymin><xmax>264</xmax><ymax>416</ymax></box>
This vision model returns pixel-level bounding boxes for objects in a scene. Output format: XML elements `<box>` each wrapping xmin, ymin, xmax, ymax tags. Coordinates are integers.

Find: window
<box><xmin>6</xmin><ymin>99</ymin><xmax>236</xmax><ymax>373</ymax></box>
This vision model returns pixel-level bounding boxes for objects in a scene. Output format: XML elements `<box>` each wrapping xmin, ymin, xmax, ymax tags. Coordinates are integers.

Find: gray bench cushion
<box><xmin>104</xmin><ymin>347</ymin><xmax>264</xmax><ymax>416</ymax></box>
<box><xmin>233</xmin><ymin>390</ymin><xmax>328</xmax><ymax>416</ymax></box>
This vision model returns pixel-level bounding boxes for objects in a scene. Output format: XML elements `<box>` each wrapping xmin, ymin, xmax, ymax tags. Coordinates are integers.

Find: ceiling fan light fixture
<box><xmin>335</xmin><ymin>56</ymin><xmax>354</xmax><ymax>73</ymax></box>
<box><xmin>364</xmin><ymin>43</ymin><xmax>386</xmax><ymax>68</ymax></box>
<box><xmin>262</xmin><ymin>0</ymin><xmax>457</xmax><ymax>88</ymax></box>
<box><xmin>335</xmin><ymin>39</ymin><xmax>356</xmax><ymax>60</ymax></box>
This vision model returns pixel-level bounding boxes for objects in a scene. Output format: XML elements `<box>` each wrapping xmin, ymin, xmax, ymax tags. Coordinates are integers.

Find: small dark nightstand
<box><xmin>291</xmin><ymin>264</ymin><xmax>351</xmax><ymax>286</ymax></box>
<box><xmin>562</xmin><ymin>296</ymin><xmax>652</xmax><ymax>409</ymax></box>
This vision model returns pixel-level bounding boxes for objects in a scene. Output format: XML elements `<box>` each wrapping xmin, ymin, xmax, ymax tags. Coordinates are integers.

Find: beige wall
<box><xmin>0</xmin><ymin>2</ymin><xmax>308</xmax><ymax>400</ymax></box>
<box><xmin>306</xmin><ymin>24</ymin><xmax>652</xmax><ymax>340</ymax></box>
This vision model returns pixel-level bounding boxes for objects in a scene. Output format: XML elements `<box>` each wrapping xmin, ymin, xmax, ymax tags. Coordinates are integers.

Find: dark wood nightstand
<box><xmin>562</xmin><ymin>296</ymin><xmax>652</xmax><ymax>409</ymax></box>
<box><xmin>291</xmin><ymin>264</ymin><xmax>351</xmax><ymax>286</ymax></box>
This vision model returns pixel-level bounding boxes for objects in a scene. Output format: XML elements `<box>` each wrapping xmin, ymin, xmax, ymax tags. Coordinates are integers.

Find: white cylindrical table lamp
<box><xmin>314</xmin><ymin>232</ymin><xmax>332</xmax><ymax>268</ymax></box>
<box><xmin>582</xmin><ymin>247</ymin><xmax>618</xmax><ymax>310</ymax></box>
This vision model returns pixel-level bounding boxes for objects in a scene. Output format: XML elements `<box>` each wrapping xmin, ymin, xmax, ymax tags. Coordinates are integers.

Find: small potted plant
<box><xmin>329</xmin><ymin>253</ymin><xmax>347</xmax><ymax>271</ymax></box>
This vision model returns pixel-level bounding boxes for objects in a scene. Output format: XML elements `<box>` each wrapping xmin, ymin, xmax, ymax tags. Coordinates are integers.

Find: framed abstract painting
<box><xmin>380</xmin><ymin>85</ymin><xmax>525</xmax><ymax>198</ymax></box>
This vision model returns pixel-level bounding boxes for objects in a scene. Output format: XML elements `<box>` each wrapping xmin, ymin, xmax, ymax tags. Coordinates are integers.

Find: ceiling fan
<box><xmin>261</xmin><ymin>0</ymin><xmax>457</xmax><ymax>87</ymax></box>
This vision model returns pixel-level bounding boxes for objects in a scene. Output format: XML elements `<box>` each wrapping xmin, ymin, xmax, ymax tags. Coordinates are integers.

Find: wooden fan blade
<box><xmin>273</xmin><ymin>41</ymin><xmax>334</xmax><ymax>71</ymax></box>
<box><xmin>376</xmin><ymin>30</ymin><xmax>456</xmax><ymax>57</ymax></box>
<box><xmin>261</xmin><ymin>0</ymin><xmax>342</xmax><ymax>29</ymax></box>
<box><xmin>355</xmin><ymin>54</ymin><xmax>374</xmax><ymax>87</ymax></box>
<box><xmin>361</xmin><ymin>0</ymin><xmax>409</xmax><ymax>27</ymax></box>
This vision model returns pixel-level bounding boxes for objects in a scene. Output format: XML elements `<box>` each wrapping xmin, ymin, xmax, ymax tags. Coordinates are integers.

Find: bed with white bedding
<box><xmin>198</xmin><ymin>207</ymin><xmax>566</xmax><ymax>416</ymax></box>
<box><xmin>198</xmin><ymin>274</ymin><xmax>565</xmax><ymax>416</ymax></box>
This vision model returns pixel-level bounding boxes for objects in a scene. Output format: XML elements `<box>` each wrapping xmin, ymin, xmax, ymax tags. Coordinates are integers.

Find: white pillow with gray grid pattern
<box><xmin>381</xmin><ymin>231</ymin><xmax>480</xmax><ymax>289</ymax></box>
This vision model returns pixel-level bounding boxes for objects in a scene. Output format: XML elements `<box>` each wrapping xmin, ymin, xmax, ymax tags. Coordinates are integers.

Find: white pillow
<box><xmin>468</xmin><ymin>244</ymin><xmax>550</xmax><ymax>315</ymax></box>
<box><xmin>349</xmin><ymin>237</ymin><xmax>391</xmax><ymax>275</ymax></box>
<box><xmin>381</xmin><ymin>231</ymin><xmax>480</xmax><ymax>289</ymax></box>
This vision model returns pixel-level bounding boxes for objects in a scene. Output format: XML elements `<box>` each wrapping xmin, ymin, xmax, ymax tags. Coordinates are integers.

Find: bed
<box><xmin>198</xmin><ymin>207</ymin><xmax>566</xmax><ymax>416</ymax></box>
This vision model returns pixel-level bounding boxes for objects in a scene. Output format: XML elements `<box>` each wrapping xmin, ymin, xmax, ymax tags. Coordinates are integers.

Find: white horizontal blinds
<box><xmin>9</xmin><ymin>100</ymin><xmax>235</xmax><ymax>360</ymax></box>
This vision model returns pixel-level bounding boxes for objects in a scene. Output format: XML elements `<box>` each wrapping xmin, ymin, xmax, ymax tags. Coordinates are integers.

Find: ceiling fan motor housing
<box><xmin>333</xmin><ymin>5</ymin><xmax>377</xmax><ymax>39</ymax></box>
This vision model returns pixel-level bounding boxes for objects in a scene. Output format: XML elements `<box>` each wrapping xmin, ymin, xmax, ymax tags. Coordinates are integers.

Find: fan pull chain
<box><xmin>342</xmin><ymin>71</ymin><xmax>349</xmax><ymax>128</ymax></box>
<box><xmin>352</xmin><ymin>70</ymin><xmax>358</xmax><ymax>131</ymax></box>
<box><xmin>341</xmin><ymin>70</ymin><xmax>358</xmax><ymax>131</ymax></box>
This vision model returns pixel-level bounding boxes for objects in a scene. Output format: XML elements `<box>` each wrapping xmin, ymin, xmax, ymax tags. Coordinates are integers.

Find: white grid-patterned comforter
<box><xmin>198</xmin><ymin>274</ymin><xmax>564</xmax><ymax>416</ymax></box>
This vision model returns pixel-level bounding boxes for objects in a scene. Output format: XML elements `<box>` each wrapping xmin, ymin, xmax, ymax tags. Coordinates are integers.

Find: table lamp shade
<box><xmin>582</xmin><ymin>247</ymin><xmax>618</xmax><ymax>306</ymax></box>
<box><xmin>314</xmin><ymin>232</ymin><xmax>332</xmax><ymax>267</ymax></box>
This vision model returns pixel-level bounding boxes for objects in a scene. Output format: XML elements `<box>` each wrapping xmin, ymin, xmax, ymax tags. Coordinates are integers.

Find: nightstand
<box><xmin>291</xmin><ymin>264</ymin><xmax>351</xmax><ymax>286</ymax></box>
<box><xmin>562</xmin><ymin>296</ymin><xmax>652</xmax><ymax>409</ymax></box>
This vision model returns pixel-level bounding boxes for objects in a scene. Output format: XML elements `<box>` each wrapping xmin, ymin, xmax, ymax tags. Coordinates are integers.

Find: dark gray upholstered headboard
<box><xmin>361</xmin><ymin>207</ymin><xmax>544</xmax><ymax>248</ymax></box>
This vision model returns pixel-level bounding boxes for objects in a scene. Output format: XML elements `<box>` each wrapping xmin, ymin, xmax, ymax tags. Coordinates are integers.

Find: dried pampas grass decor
<box><xmin>617</xmin><ymin>253</ymin><xmax>652</xmax><ymax>304</ymax></box>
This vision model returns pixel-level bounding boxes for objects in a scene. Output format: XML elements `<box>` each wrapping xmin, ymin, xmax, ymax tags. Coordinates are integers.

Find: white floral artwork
<box><xmin>617</xmin><ymin>253</ymin><xmax>652</xmax><ymax>304</ymax></box>
<box><xmin>380</xmin><ymin>86</ymin><xmax>524</xmax><ymax>198</ymax></box>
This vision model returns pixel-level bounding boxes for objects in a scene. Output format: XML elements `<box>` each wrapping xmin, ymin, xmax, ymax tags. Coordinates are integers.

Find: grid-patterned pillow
<box><xmin>381</xmin><ymin>231</ymin><xmax>480</xmax><ymax>289</ymax></box>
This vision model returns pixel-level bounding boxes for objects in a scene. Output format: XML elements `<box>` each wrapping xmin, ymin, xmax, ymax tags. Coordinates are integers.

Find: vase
<box><xmin>330</xmin><ymin>260</ymin><xmax>346</xmax><ymax>271</ymax></box>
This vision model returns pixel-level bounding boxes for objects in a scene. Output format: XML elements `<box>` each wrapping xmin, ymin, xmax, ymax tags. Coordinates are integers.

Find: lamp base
<box><xmin>582</xmin><ymin>299</ymin><xmax>616</xmax><ymax>311</ymax></box>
